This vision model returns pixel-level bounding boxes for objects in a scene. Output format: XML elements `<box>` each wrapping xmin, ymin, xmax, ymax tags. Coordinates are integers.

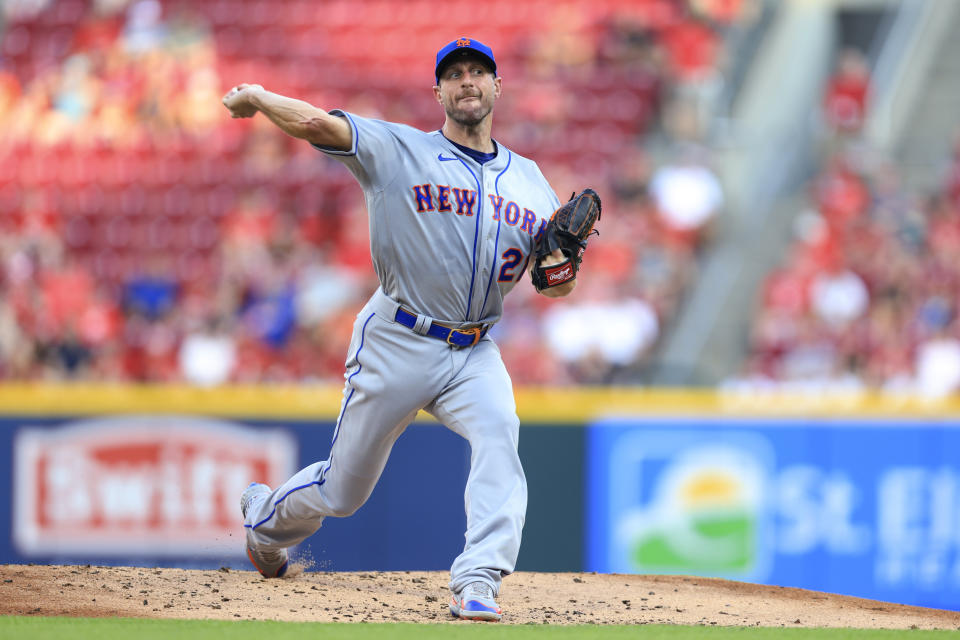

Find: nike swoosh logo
<box><xmin>437</xmin><ymin>153</ymin><xmax>458</xmax><ymax>161</ymax></box>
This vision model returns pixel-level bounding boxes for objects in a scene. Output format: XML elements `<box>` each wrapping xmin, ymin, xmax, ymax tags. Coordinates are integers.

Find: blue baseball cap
<box><xmin>435</xmin><ymin>37</ymin><xmax>497</xmax><ymax>84</ymax></box>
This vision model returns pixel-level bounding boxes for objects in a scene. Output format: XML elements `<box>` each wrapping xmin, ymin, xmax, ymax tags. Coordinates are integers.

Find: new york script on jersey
<box><xmin>411</xmin><ymin>183</ymin><xmax>548</xmax><ymax>241</ymax></box>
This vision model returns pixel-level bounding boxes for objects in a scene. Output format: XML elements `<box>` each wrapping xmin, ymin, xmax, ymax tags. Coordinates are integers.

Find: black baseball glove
<box><xmin>531</xmin><ymin>188</ymin><xmax>602</xmax><ymax>291</ymax></box>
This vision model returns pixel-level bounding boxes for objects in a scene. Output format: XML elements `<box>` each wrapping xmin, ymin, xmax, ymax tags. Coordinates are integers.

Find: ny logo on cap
<box><xmin>456</xmin><ymin>38</ymin><xmax>471</xmax><ymax>47</ymax></box>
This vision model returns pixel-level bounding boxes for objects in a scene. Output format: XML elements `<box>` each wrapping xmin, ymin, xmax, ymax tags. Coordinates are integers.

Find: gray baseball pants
<box><xmin>243</xmin><ymin>288</ymin><xmax>527</xmax><ymax>595</ymax></box>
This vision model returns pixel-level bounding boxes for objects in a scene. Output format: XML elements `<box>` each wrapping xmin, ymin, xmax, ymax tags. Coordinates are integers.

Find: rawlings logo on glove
<box><xmin>545</xmin><ymin>263</ymin><xmax>574</xmax><ymax>285</ymax></box>
<box><xmin>531</xmin><ymin>188</ymin><xmax>601</xmax><ymax>292</ymax></box>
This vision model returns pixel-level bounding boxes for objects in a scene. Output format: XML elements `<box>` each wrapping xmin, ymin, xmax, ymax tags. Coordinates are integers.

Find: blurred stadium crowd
<box><xmin>0</xmin><ymin>0</ymin><xmax>744</xmax><ymax>385</ymax></box>
<box><xmin>736</xmin><ymin>47</ymin><xmax>960</xmax><ymax>397</ymax></box>
<box><xmin>3</xmin><ymin>0</ymin><xmax>956</xmax><ymax>392</ymax></box>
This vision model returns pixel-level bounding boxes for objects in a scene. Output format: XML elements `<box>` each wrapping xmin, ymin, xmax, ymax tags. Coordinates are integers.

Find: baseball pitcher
<box><xmin>222</xmin><ymin>37</ymin><xmax>601</xmax><ymax>622</ymax></box>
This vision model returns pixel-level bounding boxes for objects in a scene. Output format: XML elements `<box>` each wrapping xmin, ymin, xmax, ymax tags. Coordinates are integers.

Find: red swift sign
<box><xmin>13</xmin><ymin>417</ymin><xmax>297</xmax><ymax>556</ymax></box>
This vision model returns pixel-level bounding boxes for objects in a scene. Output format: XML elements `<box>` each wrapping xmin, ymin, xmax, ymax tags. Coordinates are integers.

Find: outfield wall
<box><xmin>1</xmin><ymin>385</ymin><xmax>959</xmax><ymax>611</ymax></box>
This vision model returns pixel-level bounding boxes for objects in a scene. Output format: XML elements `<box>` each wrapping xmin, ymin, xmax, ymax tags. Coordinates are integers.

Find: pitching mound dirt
<box><xmin>2</xmin><ymin>564</ymin><xmax>958</xmax><ymax>629</ymax></box>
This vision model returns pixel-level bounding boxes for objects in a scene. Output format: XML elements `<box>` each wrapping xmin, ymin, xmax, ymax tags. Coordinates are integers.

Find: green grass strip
<box><xmin>1</xmin><ymin>617</ymin><xmax>957</xmax><ymax>639</ymax></box>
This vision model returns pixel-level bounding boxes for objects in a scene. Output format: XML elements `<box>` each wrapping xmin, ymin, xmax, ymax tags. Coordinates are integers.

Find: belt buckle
<box><xmin>447</xmin><ymin>326</ymin><xmax>482</xmax><ymax>348</ymax></box>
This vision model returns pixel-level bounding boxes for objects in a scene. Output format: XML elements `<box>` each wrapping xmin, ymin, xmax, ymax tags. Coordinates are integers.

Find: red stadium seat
<box><xmin>64</xmin><ymin>215</ymin><xmax>93</xmax><ymax>249</ymax></box>
<box><xmin>99</xmin><ymin>153</ymin><xmax>138</xmax><ymax>189</ymax></box>
<box><xmin>204</xmin><ymin>185</ymin><xmax>236</xmax><ymax>219</ymax></box>
<box><xmin>208</xmin><ymin>0</ymin><xmax>241</xmax><ymax>27</ymax></box>
<box><xmin>214</xmin><ymin>26</ymin><xmax>246</xmax><ymax>60</ymax></box>
<box><xmin>282</xmin><ymin>1</ymin><xmax>316</xmax><ymax>29</ymax></box>
<box><xmin>92</xmin><ymin>248</ymin><xmax>138</xmax><ymax>283</ymax></box>
<box><xmin>250</xmin><ymin>27</ymin><xmax>287</xmax><ymax>60</ymax></box>
<box><xmin>188</xmin><ymin>216</ymin><xmax>220</xmax><ymax>250</ymax></box>
<box><xmin>247</xmin><ymin>0</ymin><xmax>279</xmax><ymax>27</ymax></box>
<box><xmin>49</xmin><ymin>0</ymin><xmax>85</xmax><ymax>26</ymax></box>
<box><xmin>1</xmin><ymin>24</ymin><xmax>32</xmax><ymax>58</ymax></box>
<box><xmin>118</xmin><ymin>184</ymin><xmax>148</xmax><ymax>216</ymax></box>
<box><xmin>175</xmin><ymin>251</ymin><xmax>215</xmax><ymax>282</ymax></box>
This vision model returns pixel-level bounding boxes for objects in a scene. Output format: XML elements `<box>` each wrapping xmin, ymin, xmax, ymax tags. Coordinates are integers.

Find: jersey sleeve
<box><xmin>310</xmin><ymin>111</ymin><xmax>401</xmax><ymax>190</ymax></box>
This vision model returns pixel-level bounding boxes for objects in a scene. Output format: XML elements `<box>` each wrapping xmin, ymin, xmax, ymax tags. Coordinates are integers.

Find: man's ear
<box><xmin>433</xmin><ymin>84</ymin><xmax>442</xmax><ymax>104</ymax></box>
<box><xmin>493</xmin><ymin>77</ymin><xmax>502</xmax><ymax>99</ymax></box>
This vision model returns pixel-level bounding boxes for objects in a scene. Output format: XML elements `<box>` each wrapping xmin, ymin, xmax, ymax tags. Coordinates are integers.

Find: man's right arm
<box><xmin>222</xmin><ymin>84</ymin><xmax>352</xmax><ymax>151</ymax></box>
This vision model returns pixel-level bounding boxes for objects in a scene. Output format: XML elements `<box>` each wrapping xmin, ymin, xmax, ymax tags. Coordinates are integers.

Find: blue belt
<box><xmin>394</xmin><ymin>308</ymin><xmax>488</xmax><ymax>348</ymax></box>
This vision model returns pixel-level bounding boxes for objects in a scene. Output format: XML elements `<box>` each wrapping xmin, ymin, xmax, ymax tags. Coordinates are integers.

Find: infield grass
<box><xmin>3</xmin><ymin>617</ymin><xmax>959</xmax><ymax>639</ymax></box>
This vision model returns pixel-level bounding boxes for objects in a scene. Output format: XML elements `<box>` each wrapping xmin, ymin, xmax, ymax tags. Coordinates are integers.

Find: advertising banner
<box><xmin>0</xmin><ymin>415</ymin><xmax>471</xmax><ymax>571</ymax></box>
<box><xmin>13</xmin><ymin>416</ymin><xmax>297</xmax><ymax>558</ymax></box>
<box><xmin>585</xmin><ymin>418</ymin><xmax>960</xmax><ymax>610</ymax></box>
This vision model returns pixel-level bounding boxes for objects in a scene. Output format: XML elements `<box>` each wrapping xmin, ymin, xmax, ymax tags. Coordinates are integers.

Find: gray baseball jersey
<box><xmin>328</xmin><ymin>110</ymin><xmax>561</xmax><ymax>324</ymax></box>
<box><xmin>243</xmin><ymin>111</ymin><xmax>561</xmax><ymax>596</ymax></box>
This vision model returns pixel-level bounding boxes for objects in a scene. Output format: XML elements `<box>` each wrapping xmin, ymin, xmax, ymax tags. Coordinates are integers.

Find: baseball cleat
<box><xmin>449</xmin><ymin>581</ymin><xmax>502</xmax><ymax>621</ymax></box>
<box><xmin>240</xmin><ymin>482</ymin><xmax>288</xmax><ymax>578</ymax></box>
